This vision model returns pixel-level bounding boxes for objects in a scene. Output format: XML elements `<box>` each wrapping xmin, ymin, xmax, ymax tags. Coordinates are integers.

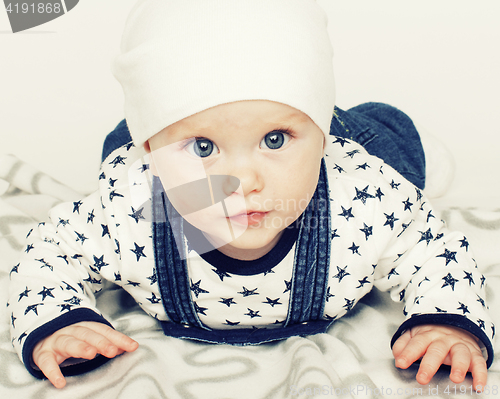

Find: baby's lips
<box><xmin>6</xmin><ymin>0</ymin><xmax>80</xmax><ymax>33</ymax></box>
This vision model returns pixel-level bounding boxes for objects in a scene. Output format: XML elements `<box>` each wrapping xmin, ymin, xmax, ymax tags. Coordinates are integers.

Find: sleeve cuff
<box><xmin>22</xmin><ymin>308</ymin><xmax>114</xmax><ymax>379</ymax></box>
<box><xmin>390</xmin><ymin>313</ymin><xmax>494</xmax><ymax>368</ymax></box>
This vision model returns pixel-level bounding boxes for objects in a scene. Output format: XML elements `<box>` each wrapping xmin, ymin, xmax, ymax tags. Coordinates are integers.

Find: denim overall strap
<box><xmin>286</xmin><ymin>159</ymin><xmax>331</xmax><ymax>325</ymax></box>
<box><xmin>330</xmin><ymin>103</ymin><xmax>426</xmax><ymax>190</ymax></box>
<box><xmin>152</xmin><ymin>176</ymin><xmax>206</xmax><ymax>328</ymax></box>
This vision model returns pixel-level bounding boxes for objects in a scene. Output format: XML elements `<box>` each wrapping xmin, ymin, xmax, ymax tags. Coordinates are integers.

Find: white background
<box><xmin>1</xmin><ymin>0</ymin><xmax>499</xmax><ymax>202</ymax></box>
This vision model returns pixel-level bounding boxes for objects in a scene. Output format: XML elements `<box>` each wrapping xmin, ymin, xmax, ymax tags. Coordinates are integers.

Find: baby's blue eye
<box><xmin>260</xmin><ymin>131</ymin><xmax>290</xmax><ymax>150</ymax></box>
<box><xmin>186</xmin><ymin>138</ymin><xmax>218</xmax><ymax>158</ymax></box>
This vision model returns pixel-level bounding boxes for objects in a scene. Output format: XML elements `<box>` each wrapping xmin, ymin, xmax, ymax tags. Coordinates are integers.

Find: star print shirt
<box><xmin>8</xmin><ymin>136</ymin><xmax>495</xmax><ymax>379</ymax></box>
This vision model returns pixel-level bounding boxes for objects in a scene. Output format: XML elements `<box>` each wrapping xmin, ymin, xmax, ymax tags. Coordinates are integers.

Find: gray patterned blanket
<box><xmin>1</xmin><ymin>153</ymin><xmax>499</xmax><ymax>399</ymax></box>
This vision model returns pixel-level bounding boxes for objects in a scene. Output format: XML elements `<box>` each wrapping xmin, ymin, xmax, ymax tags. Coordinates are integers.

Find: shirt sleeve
<box><xmin>371</xmin><ymin>162</ymin><xmax>495</xmax><ymax>367</ymax></box>
<box><xmin>7</xmin><ymin>188</ymin><xmax>121</xmax><ymax>378</ymax></box>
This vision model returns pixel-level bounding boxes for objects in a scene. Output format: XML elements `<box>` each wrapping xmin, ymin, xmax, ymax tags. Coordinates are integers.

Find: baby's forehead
<box><xmin>168</xmin><ymin>101</ymin><xmax>311</xmax><ymax>134</ymax></box>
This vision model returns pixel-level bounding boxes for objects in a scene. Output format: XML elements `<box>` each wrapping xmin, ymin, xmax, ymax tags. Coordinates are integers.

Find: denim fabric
<box><xmin>101</xmin><ymin>119</ymin><xmax>132</xmax><ymax>162</ymax></box>
<box><xmin>151</xmin><ymin>160</ymin><xmax>333</xmax><ymax>344</ymax></box>
<box><xmin>330</xmin><ymin>103</ymin><xmax>426</xmax><ymax>190</ymax></box>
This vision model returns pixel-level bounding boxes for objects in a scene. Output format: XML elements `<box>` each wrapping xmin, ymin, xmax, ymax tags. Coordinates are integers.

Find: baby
<box><xmin>8</xmin><ymin>0</ymin><xmax>494</xmax><ymax>391</ymax></box>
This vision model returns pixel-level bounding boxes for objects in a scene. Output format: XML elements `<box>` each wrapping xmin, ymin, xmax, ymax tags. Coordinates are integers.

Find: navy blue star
<box><xmin>480</xmin><ymin>274</ymin><xmax>486</xmax><ymax>288</ymax></box>
<box><xmin>333</xmin><ymin>164</ymin><xmax>345</xmax><ymax>174</ymax></box>
<box><xmin>72</xmin><ymin>200</ymin><xmax>82</xmax><ymax>214</ymax></box>
<box><xmin>238</xmin><ymin>286</ymin><xmax>259</xmax><ymax>297</ymax></box>
<box><xmin>457</xmin><ymin>302</ymin><xmax>470</xmax><ymax>314</ymax></box>
<box><xmin>263</xmin><ymin>297</ymin><xmax>282</xmax><ymax>307</ymax></box>
<box><xmin>463</xmin><ymin>271</ymin><xmax>475</xmax><ymax>286</ymax></box>
<box><xmin>383</xmin><ymin>213</ymin><xmax>399</xmax><ymax>230</ymax></box>
<box><xmin>87</xmin><ymin>210</ymin><xmax>95</xmax><ymax>224</ymax></box>
<box><xmin>387</xmin><ymin>268</ymin><xmax>399</xmax><ymax>279</ymax></box>
<box><xmin>10</xmin><ymin>263</ymin><xmax>19</xmax><ymax>276</ymax></box>
<box><xmin>92</xmin><ymin>255</ymin><xmax>109</xmax><ymax>271</ymax></box>
<box><xmin>147</xmin><ymin>270</ymin><xmax>157</xmax><ymax>285</ymax></box>
<box><xmin>109</xmin><ymin>155</ymin><xmax>126</xmax><ymax>168</ymax></box>
<box><xmin>25</xmin><ymin>244</ymin><xmax>34</xmax><ymax>253</ymax></box>
<box><xmin>61</xmin><ymin>281</ymin><xmax>78</xmax><ymax>293</ymax></box>
<box><xmin>418</xmin><ymin>277</ymin><xmax>430</xmax><ymax>287</ymax></box>
<box><xmin>146</xmin><ymin>293</ymin><xmax>161</xmax><ymax>304</ymax></box>
<box><xmin>348</xmin><ymin>242</ymin><xmax>361</xmax><ymax>256</ymax></box>
<box><xmin>399</xmin><ymin>289</ymin><xmax>405</xmax><ymax>301</ymax></box>
<box><xmin>212</xmin><ymin>268</ymin><xmax>232</xmax><ymax>282</ymax></box>
<box><xmin>38</xmin><ymin>286</ymin><xmax>55</xmax><ymax>301</ymax></box>
<box><xmin>441</xmin><ymin>273</ymin><xmax>459</xmax><ymax>291</ymax></box>
<box><xmin>418</xmin><ymin>228</ymin><xmax>434</xmax><ymax>245</ymax></box>
<box><xmin>18</xmin><ymin>287</ymin><xmax>31</xmax><ymax>302</ymax></box>
<box><xmin>25</xmin><ymin>303</ymin><xmax>43</xmax><ymax>316</ymax></box>
<box><xmin>326</xmin><ymin>286</ymin><xmax>335</xmax><ymax>301</ymax></box>
<box><xmin>332</xmin><ymin>137</ymin><xmax>349</xmax><ymax>147</ymax></box>
<box><xmin>427</xmin><ymin>210</ymin><xmax>435</xmax><ymax>222</ymax></box>
<box><xmin>356</xmin><ymin>276</ymin><xmax>370</xmax><ymax>288</ymax></box>
<box><xmin>413</xmin><ymin>295</ymin><xmax>423</xmax><ymax>304</ymax></box>
<box><xmin>359</xmin><ymin>224</ymin><xmax>373</xmax><ymax>240</ymax></box>
<box><xmin>459</xmin><ymin>237</ymin><xmax>469</xmax><ymax>251</ymax></box>
<box><xmin>57</xmin><ymin>255</ymin><xmax>69</xmax><ymax>264</ymax></box>
<box><xmin>99</xmin><ymin>172</ymin><xmax>106</xmax><ymax>180</ymax></box>
<box><xmin>126</xmin><ymin>280</ymin><xmax>141</xmax><ymax>287</ymax></box>
<box><xmin>114</xmin><ymin>272</ymin><xmax>122</xmax><ymax>282</ymax></box>
<box><xmin>130</xmin><ymin>242</ymin><xmax>146</xmax><ymax>261</ymax></box>
<box><xmin>57</xmin><ymin>218</ymin><xmax>70</xmax><ymax>227</ymax></box>
<box><xmin>353</xmin><ymin>185</ymin><xmax>375</xmax><ymax>205</ymax></box>
<box><xmin>190</xmin><ymin>279</ymin><xmax>209</xmax><ymax>298</ymax></box>
<box><xmin>415</xmin><ymin>188</ymin><xmax>423</xmax><ymax>202</ymax></box>
<box><xmin>109</xmin><ymin>178</ymin><xmax>118</xmax><ymax>187</ymax></box>
<box><xmin>343</xmin><ymin>298</ymin><xmax>355</xmax><ymax>311</ymax></box>
<box><xmin>75</xmin><ymin>231</ymin><xmax>88</xmax><ymax>245</ymax></box>
<box><xmin>71</xmin><ymin>254</ymin><xmax>83</xmax><ymax>263</ymax></box>
<box><xmin>224</xmin><ymin>320</ymin><xmax>240</xmax><ymax>326</ymax></box>
<box><xmin>128</xmin><ymin>207</ymin><xmax>145</xmax><ymax>223</ymax></box>
<box><xmin>355</xmin><ymin>163</ymin><xmax>370</xmax><ymax>171</ymax></box>
<box><xmin>344</xmin><ymin>149</ymin><xmax>360</xmax><ymax>159</ymax></box>
<box><xmin>477</xmin><ymin>295</ymin><xmax>486</xmax><ymax>308</ymax></box>
<box><xmin>333</xmin><ymin>265</ymin><xmax>350</xmax><ymax>282</ymax></box>
<box><xmin>36</xmin><ymin>258</ymin><xmax>53</xmax><ymax>272</ymax></box>
<box><xmin>338</xmin><ymin>206</ymin><xmax>354</xmax><ymax>221</ymax></box>
<box><xmin>477</xmin><ymin>319</ymin><xmax>485</xmax><ymax>330</ymax></box>
<box><xmin>83</xmin><ymin>274</ymin><xmax>102</xmax><ymax>285</ymax></box>
<box><xmin>126</xmin><ymin>142</ymin><xmax>134</xmax><ymax>151</ymax></box>
<box><xmin>101</xmin><ymin>224</ymin><xmax>110</xmax><ymax>238</ymax></box>
<box><xmin>194</xmin><ymin>302</ymin><xmax>208</xmax><ymax>315</ymax></box>
<box><xmin>109</xmin><ymin>190</ymin><xmax>124</xmax><ymax>202</ymax></box>
<box><xmin>437</xmin><ymin>249</ymin><xmax>457</xmax><ymax>266</ymax></box>
<box><xmin>18</xmin><ymin>332</ymin><xmax>27</xmax><ymax>344</ymax></box>
<box><xmin>375</xmin><ymin>187</ymin><xmax>385</xmax><ymax>201</ymax></box>
<box><xmin>11</xmin><ymin>313</ymin><xmax>16</xmax><ymax>328</ymax></box>
<box><xmin>283</xmin><ymin>280</ymin><xmax>292</xmax><ymax>294</ymax></box>
<box><xmin>65</xmin><ymin>296</ymin><xmax>83</xmax><ymax>305</ymax></box>
<box><xmin>402</xmin><ymin>198</ymin><xmax>413</xmax><ymax>212</ymax></box>
<box><xmin>397</xmin><ymin>220</ymin><xmax>413</xmax><ymax>238</ymax></box>
<box><xmin>219</xmin><ymin>297</ymin><xmax>237</xmax><ymax>307</ymax></box>
<box><xmin>435</xmin><ymin>307</ymin><xmax>447</xmax><ymax>313</ymax></box>
<box><xmin>58</xmin><ymin>303</ymin><xmax>73</xmax><ymax>312</ymax></box>
<box><xmin>245</xmin><ymin>308</ymin><xmax>262</xmax><ymax>318</ymax></box>
<box><xmin>390</xmin><ymin>180</ymin><xmax>401</xmax><ymax>190</ymax></box>
<box><xmin>331</xmin><ymin>229</ymin><xmax>340</xmax><ymax>240</ymax></box>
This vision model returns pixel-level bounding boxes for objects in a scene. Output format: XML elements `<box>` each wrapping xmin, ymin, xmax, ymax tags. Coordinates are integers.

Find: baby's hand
<box><xmin>392</xmin><ymin>324</ymin><xmax>487</xmax><ymax>391</ymax></box>
<box><xmin>32</xmin><ymin>321</ymin><xmax>139</xmax><ymax>389</ymax></box>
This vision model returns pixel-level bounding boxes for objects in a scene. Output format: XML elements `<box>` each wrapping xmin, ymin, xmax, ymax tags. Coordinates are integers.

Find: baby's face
<box><xmin>146</xmin><ymin>100</ymin><xmax>324</xmax><ymax>260</ymax></box>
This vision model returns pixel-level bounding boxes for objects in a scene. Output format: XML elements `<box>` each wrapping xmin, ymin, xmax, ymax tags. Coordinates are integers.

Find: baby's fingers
<box><xmin>78</xmin><ymin>322</ymin><xmax>139</xmax><ymax>354</ymax></box>
<box><xmin>35</xmin><ymin>352</ymin><xmax>66</xmax><ymax>389</ymax></box>
<box><xmin>393</xmin><ymin>331</ymin><xmax>430</xmax><ymax>370</ymax></box>
<box><xmin>467</xmin><ymin>348</ymin><xmax>488</xmax><ymax>391</ymax></box>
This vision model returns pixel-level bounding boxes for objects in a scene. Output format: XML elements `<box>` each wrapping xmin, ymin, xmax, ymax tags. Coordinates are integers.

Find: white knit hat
<box><xmin>112</xmin><ymin>0</ymin><xmax>335</xmax><ymax>147</ymax></box>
